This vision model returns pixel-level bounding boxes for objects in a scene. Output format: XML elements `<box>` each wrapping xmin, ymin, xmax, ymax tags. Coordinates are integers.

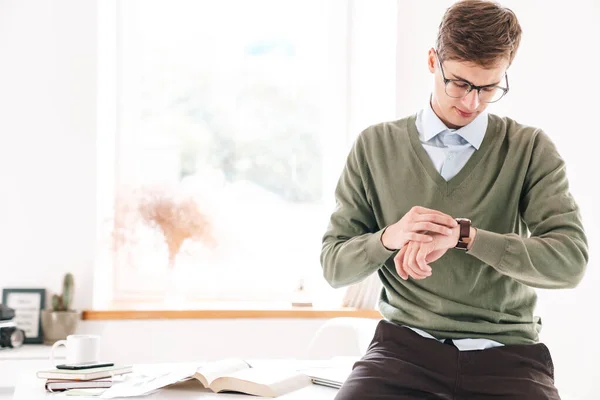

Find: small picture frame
<box><xmin>2</xmin><ymin>288</ymin><xmax>46</xmax><ymax>344</ymax></box>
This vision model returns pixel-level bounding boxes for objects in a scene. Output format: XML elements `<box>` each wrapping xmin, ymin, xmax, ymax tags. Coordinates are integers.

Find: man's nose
<box><xmin>463</xmin><ymin>89</ymin><xmax>480</xmax><ymax>111</ymax></box>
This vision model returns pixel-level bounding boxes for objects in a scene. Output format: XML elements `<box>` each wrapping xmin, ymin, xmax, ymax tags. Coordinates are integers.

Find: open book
<box><xmin>191</xmin><ymin>358</ymin><xmax>312</xmax><ymax>397</ymax></box>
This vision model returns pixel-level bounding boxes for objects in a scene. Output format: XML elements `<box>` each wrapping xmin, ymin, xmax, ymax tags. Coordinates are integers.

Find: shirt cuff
<box><xmin>467</xmin><ymin>228</ymin><xmax>507</xmax><ymax>268</ymax></box>
<box><xmin>365</xmin><ymin>227</ymin><xmax>396</xmax><ymax>265</ymax></box>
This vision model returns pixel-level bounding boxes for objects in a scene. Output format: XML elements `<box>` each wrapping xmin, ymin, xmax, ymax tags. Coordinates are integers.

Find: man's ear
<box><xmin>428</xmin><ymin>48</ymin><xmax>436</xmax><ymax>74</ymax></box>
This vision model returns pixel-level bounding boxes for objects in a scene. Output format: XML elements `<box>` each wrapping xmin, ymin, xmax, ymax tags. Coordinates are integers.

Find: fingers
<box><xmin>416</xmin><ymin>246</ymin><xmax>432</xmax><ymax>272</ymax></box>
<box><xmin>411</xmin><ymin>206</ymin><xmax>457</xmax><ymax>224</ymax></box>
<box><xmin>394</xmin><ymin>246</ymin><xmax>408</xmax><ymax>280</ymax></box>
<box><xmin>406</xmin><ymin>232</ymin><xmax>434</xmax><ymax>243</ymax></box>
<box><xmin>414</xmin><ymin>213</ymin><xmax>458</xmax><ymax>229</ymax></box>
<box><xmin>426</xmin><ymin>248</ymin><xmax>446</xmax><ymax>264</ymax></box>
<box><xmin>411</xmin><ymin>221</ymin><xmax>454</xmax><ymax>236</ymax></box>
<box><xmin>411</xmin><ymin>206</ymin><xmax>448</xmax><ymax>215</ymax></box>
<box><xmin>402</xmin><ymin>242</ymin><xmax>431</xmax><ymax>280</ymax></box>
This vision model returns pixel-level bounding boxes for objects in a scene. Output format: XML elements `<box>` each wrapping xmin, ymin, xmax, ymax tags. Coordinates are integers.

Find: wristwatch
<box><xmin>454</xmin><ymin>218</ymin><xmax>471</xmax><ymax>250</ymax></box>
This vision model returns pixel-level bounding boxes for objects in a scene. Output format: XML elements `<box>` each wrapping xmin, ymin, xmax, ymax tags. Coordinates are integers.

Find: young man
<box><xmin>320</xmin><ymin>1</ymin><xmax>589</xmax><ymax>399</ymax></box>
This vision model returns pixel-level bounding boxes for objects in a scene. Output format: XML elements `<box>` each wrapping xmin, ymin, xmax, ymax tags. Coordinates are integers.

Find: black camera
<box><xmin>0</xmin><ymin>304</ymin><xmax>25</xmax><ymax>349</ymax></box>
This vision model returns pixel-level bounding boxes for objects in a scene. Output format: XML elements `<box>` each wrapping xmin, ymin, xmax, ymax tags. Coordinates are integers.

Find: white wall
<box><xmin>396</xmin><ymin>1</ymin><xmax>599</xmax><ymax>399</ymax></box>
<box><xmin>77</xmin><ymin>319</ymin><xmax>331</xmax><ymax>364</ymax></box>
<box><xmin>0</xmin><ymin>0</ymin><xmax>97</xmax><ymax>309</ymax></box>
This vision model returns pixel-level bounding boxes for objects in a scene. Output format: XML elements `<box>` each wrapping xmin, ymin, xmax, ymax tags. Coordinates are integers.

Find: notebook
<box><xmin>45</xmin><ymin>378</ymin><xmax>114</xmax><ymax>392</ymax></box>
<box><xmin>36</xmin><ymin>365</ymin><xmax>133</xmax><ymax>381</ymax></box>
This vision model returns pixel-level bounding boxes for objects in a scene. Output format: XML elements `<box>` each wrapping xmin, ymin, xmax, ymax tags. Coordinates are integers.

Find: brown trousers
<box><xmin>335</xmin><ymin>320</ymin><xmax>560</xmax><ymax>400</ymax></box>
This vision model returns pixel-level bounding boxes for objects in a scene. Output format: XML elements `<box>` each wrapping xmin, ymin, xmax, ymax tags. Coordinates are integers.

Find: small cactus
<box><xmin>62</xmin><ymin>273</ymin><xmax>74</xmax><ymax>310</ymax></box>
<box><xmin>51</xmin><ymin>273</ymin><xmax>75</xmax><ymax>312</ymax></box>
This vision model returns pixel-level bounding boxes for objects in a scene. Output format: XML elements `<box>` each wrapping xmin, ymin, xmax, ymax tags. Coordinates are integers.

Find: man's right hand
<box><xmin>381</xmin><ymin>206</ymin><xmax>458</xmax><ymax>250</ymax></box>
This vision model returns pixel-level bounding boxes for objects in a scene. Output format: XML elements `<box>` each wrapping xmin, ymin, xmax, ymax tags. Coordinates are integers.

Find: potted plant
<box><xmin>41</xmin><ymin>273</ymin><xmax>81</xmax><ymax>345</ymax></box>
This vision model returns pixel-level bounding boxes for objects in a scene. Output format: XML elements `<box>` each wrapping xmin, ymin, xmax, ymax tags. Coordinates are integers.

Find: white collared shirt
<box><xmin>401</xmin><ymin>100</ymin><xmax>504</xmax><ymax>351</ymax></box>
<box><xmin>415</xmin><ymin>100</ymin><xmax>487</xmax><ymax>181</ymax></box>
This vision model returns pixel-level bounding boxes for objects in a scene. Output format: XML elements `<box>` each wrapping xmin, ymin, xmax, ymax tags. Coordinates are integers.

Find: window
<box><xmin>100</xmin><ymin>0</ymin><xmax>397</xmax><ymax>306</ymax></box>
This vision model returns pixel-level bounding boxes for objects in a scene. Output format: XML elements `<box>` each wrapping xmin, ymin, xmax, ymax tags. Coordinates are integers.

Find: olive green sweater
<box><xmin>321</xmin><ymin>114</ymin><xmax>589</xmax><ymax>345</ymax></box>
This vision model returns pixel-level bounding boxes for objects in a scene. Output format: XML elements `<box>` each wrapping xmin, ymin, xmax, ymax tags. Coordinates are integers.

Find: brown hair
<box><xmin>436</xmin><ymin>0</ymin><xmax>522</xmax><ymax>68</ymax></box>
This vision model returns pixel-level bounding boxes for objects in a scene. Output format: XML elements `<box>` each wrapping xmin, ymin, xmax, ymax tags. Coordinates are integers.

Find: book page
<box><xmin>193</xmin><ymin>358</ymin><xmax>250</xmax><ymax>387</ymax></box>
<box><xmin>211</xmin><ymin>368</ymin><xmax>311</xmax><ymax>397</ymax></box>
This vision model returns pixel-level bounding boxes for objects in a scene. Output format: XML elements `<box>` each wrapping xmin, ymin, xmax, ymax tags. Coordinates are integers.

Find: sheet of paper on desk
<box><xmin>99</xmin><ymin>366</ymin><xmax>198</xmax><ymax>398</ymax></box>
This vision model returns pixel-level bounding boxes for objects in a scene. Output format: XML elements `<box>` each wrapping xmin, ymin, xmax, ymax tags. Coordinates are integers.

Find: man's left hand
<box><xmin>394</xmin><ymin>226</ymin><xmax>460</xmax><ymax>280</ymax></box>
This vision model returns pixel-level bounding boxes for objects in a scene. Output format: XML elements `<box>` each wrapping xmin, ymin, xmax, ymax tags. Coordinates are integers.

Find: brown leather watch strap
<box><xmin>459</xmin><ymin>220</ymin><xmax>470</xmax><ymax>238</ymax></box>
<box><xmin>455</xmin><ymin>218</ymin><xmax>471</xmax><ymax>250</ymax></box>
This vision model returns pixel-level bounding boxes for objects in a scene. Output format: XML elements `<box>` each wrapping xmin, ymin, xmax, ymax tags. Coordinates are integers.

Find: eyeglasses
<box><xmin>435</xmin><ymin>51</ymin><xmax>509</xmax><ymax>103</ymax></box>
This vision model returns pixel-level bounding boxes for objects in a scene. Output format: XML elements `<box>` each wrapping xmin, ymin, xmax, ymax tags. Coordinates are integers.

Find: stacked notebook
<box><xmin>36</xmin><ymin>365</ymin><xmax>133</xmax><ymax>392</ymax></box>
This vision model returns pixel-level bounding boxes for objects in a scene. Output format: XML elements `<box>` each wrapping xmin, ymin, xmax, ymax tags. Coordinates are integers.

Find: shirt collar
<box><xmin>421</xmin><ymin>99</ymin><xmax>488</xmax><ymax>150</ymax></box>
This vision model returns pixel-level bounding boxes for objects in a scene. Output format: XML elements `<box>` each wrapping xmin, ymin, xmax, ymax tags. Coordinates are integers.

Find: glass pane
<box><xmin>113</xmin><ymin>0</ymin><xmax>343</xmax><ymax>303</ymax></box>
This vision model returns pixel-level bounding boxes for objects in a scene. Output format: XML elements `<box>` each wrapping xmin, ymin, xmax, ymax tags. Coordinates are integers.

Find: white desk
<box><xmin>0</xmin><ymin>345</ymin><xmax>65</xmax><ymax>400</ymax></box>
<box><xmin>13</xmin><ymin>361</ymin><xmax>341</xmax><ymax>400</ymax></box>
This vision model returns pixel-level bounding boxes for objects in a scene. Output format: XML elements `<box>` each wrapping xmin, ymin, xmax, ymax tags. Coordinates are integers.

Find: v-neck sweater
<box><xmin>321</xmin><ymin>113</ymin><xmax>589</xmax><ymax>345</ymax></box>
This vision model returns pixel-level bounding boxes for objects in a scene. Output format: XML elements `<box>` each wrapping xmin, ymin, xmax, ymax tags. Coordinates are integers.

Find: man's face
<box><xmin>427</xmin><ymin>48</ymin><xmax>509</xmax><ymax>129</ymax></box>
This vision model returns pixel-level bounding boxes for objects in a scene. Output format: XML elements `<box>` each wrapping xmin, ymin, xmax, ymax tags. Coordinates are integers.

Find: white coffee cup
<box><xmin>50</xmin><ymin>334</ymin><xmax>101</xmax><ymax>366</ymax></box>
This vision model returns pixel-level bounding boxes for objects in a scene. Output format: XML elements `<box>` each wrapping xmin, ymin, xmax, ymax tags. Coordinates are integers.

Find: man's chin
<box><xmin>448</xmin><ymin>110</ymin><xmax>477</xmax><ymax>127</ymax></box>
<box><xmin>445</xmin><ymin>115</ymin><xmax>467</xmax><ymax>129</ymax></box>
